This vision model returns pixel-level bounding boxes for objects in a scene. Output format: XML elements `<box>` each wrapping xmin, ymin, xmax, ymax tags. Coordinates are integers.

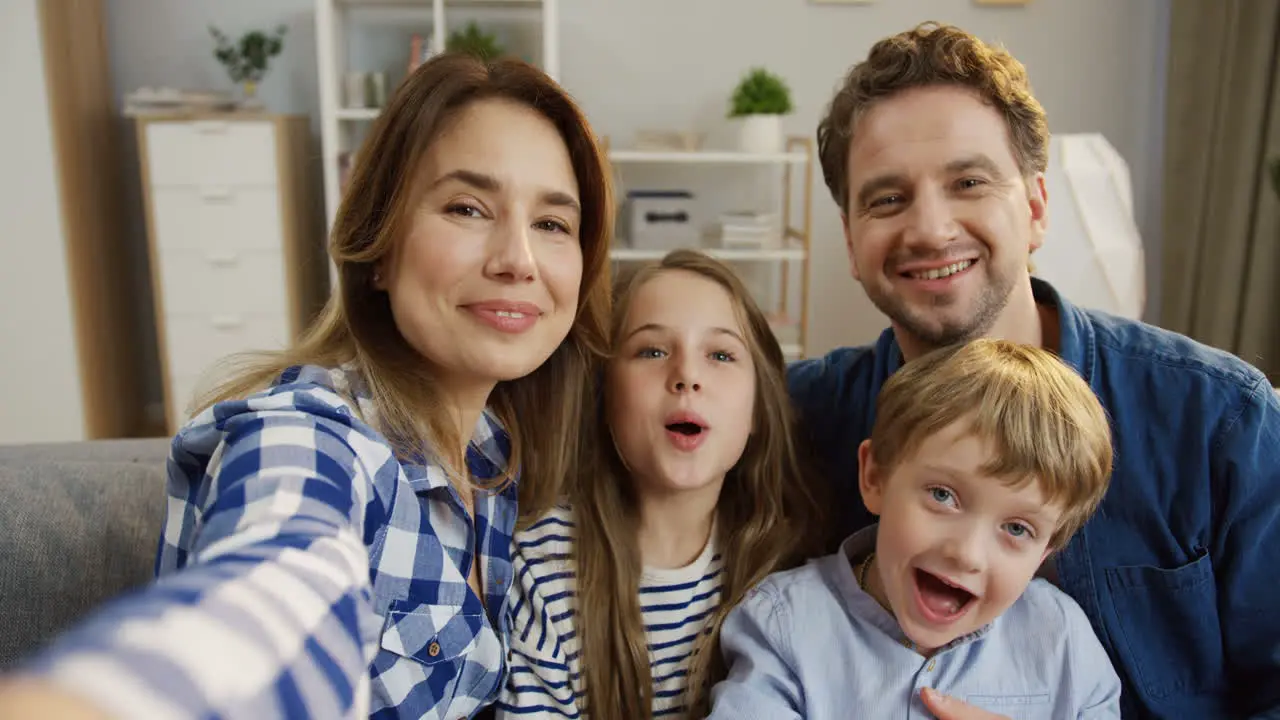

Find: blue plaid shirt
<box><xmin>23</xmin><ymin>364</ymin><xmax>518</xmax><ymax>719</ymax></box>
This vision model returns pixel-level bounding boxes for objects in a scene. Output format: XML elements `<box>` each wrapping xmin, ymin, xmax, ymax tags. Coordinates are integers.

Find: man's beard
<box><xmin>867</xmin><ymin>264</ymin><xmax>1014</xmax><ymax>352</ymax></box>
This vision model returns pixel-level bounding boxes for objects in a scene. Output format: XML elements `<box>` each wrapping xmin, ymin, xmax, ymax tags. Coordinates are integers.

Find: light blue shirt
<box><xmin>707</xmin><ymin>526</ymin><xmax>1122</xmax><ymax>719</ymax></box>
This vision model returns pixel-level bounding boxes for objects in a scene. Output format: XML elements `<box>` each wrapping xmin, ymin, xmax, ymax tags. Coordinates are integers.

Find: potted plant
<box><xmin>210</xmin><ymin>24</ymin><xmax>287</xmax><ymax>106</ymax></box>
<box><xmin>447</xmin><ymin>21</ymin><xmax>505</xmax><ymax>62</ymax></box>
<box><xmin>728</xmin><ymin>67</ymin><xmax>793</xmax><ymax>154</ymax></box>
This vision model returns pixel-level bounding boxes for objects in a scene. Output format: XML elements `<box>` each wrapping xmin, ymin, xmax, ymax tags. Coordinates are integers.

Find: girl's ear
<box><xmin>858</xmin><ymin>439</ymin><xmax>884</xmax><ymax>516</ymax></box>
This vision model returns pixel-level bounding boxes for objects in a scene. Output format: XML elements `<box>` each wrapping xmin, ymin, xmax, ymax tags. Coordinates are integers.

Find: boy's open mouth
<box><xmin>914</xmin><ymin>568</ymin><xmax>976</xmax><ymax>619</ymax></box>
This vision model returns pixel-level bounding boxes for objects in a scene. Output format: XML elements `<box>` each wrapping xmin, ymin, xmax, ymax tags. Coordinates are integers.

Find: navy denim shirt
<box><xmin>787</xmin><ymin>278</ymin><xmax>1280</xmax><ymax>719</ymax></box>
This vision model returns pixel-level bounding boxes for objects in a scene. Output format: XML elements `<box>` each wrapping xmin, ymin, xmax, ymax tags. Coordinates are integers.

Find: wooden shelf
<box><xmin>610</xmin><ymin>239</ymin><xmax>806</xmax><ymax>262</ymax></box>
<box><xmin>338</xmin><ymin>0</ymin><xmax>540</xmax><ymax>7</ymax></box>
<box><xmin>337</xmin><ymin>107</ymin><xmax>381</xmax><ymax>121</ymax></box>
<box><xmin>607</xmin><ymin>149</ymin><xmax>807</xmax><ymax>164</ymax></box>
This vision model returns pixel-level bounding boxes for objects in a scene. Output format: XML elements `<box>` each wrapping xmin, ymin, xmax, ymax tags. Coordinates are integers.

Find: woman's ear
<box><xmin>858</xmin><ymin>439</ymin><xmax>884</xmax><ymax>516</ymax></box>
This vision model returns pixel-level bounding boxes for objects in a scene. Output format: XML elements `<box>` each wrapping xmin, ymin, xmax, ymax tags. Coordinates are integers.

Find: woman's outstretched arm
<box><xmin>0</xmin><ymin>404</ymin><xmax>387</xmax><ymax>719</ymax></box>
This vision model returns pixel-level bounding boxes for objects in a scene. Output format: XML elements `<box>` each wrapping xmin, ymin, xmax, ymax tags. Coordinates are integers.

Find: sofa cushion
<box><xmin>0</xmin><ymin>439</ymin><xmax>169</xmax><ymax>669</ymax></box>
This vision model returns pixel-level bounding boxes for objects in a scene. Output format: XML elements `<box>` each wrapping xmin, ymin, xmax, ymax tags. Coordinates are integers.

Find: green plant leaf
<box><xmin>209</xmin><ymin>24</ymin><xmax>286</xmax><ymax>84</ymax></box>
<box><xmin>729</xmin><ymin>67</ymin><xmax>793</xmax><ymax>117</ymax></box>
<box><xmin>447</xmin><ymin>21</ymin><xmax>504</xmax><ymax>62</ymax></box>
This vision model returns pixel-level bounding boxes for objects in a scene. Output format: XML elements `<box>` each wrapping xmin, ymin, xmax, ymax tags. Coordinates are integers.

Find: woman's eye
<box><xmin>534</xmin><ymin>219</ymin><xmax>570</xmax><ymax>234</ymax></box>
<box><xmin>447</xmin><ymin>203</ymin><xmax>483</xmax><ymax>218</ymax></box>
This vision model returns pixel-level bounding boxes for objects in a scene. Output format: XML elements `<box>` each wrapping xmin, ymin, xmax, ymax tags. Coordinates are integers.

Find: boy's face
<box><xmin>857</xmin><ymin>421</ymin><xmax>1062</xmax><ymax>654</ymax></box>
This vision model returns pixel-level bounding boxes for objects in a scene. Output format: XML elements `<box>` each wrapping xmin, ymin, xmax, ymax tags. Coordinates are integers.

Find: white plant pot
<box><xmin>737</xmin><ymin>114</ymin><xmax>783</xmax><ymax>154</ymax></box>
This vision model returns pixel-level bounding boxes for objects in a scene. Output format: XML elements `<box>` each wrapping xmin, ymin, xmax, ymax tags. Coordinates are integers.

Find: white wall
<box><xmin>0</xmin><ymin>0</ymin><xmax>89</xmax><ymax>443</ymax></box>
<box><xmin>102</xmin><ymin>0</ymin><xmax>1169</xmax><ymax>393</ymax></box>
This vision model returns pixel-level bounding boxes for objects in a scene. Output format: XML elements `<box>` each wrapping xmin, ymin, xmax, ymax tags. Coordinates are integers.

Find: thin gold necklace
<box><xmin>857</xmin><ymin>552</ymin><xmax>875</xmax><ymax>592</ymax></box>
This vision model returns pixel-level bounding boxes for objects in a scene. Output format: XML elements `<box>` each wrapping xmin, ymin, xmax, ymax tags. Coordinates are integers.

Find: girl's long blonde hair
<box><xmin>573</xmin><ymin>250</ymin><xmax>827</xmax><ymax>718</ymax></box>
<box><xmin>191</xmin><ymin>53</ymin><xmax>613</xmax><ymax>515</ymax></box>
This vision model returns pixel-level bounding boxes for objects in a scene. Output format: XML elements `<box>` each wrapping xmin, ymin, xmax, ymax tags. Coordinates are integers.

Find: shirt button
<box><xmin>428</xmin><ymin>641</ymin><xmax>441</xmax><ymax>657</ymax></box>
<box><xmin>927</xmin><ymin>659</ymin><xmax>937</xmax><ymax>672</ymax></box>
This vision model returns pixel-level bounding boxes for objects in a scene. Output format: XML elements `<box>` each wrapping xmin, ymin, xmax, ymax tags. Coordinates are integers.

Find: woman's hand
<box><xmin>921</xmin><ymin>687</ymin><xmax>1012</xmax><ymax>720</ymax></box>
<box><xmin>0</xmin><ymin>678</ymin><xmax>113</xmax><ymax>720</ymax></box>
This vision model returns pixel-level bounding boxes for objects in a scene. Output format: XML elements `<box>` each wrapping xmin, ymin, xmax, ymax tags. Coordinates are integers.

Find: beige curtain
<box><xmin>1161</xmin><ymin>0</ymin><xmax>1280</xmax><ymax>381</ymax></box>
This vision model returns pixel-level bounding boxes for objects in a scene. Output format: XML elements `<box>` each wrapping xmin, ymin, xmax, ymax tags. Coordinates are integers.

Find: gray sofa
<box><xmin>0</xmin><ymin>438</ymin><xmax>170</xmax><ymax>670</ymax></box>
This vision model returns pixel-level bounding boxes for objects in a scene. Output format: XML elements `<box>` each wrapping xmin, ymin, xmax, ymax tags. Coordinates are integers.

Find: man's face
<box><xmin>841</xmin><ymin>85</ymin><xmax>1047</xmax><ymax>351</ymax></box>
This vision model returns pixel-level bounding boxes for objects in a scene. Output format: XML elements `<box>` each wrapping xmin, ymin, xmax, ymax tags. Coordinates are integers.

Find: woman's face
<box><xmin>380</xmin><ymin>97</ymin><xmax>584</xmax><ymax>395</ymax></box>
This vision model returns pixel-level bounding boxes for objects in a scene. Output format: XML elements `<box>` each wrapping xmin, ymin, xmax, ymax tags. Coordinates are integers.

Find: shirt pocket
<box><xmin>963</xmin><ymin>693</ymin><xmax>1051</xmax><ymax>720</ymax></box>
<box><xmin>380</xmin><ymin>598</ymin><xmax>487</xmax><ymax>703</ymax></box>
<box><xmin>1102</xmin><ymin>547</ymin><xmax>1224</xmax><ymax>700</ymax></box>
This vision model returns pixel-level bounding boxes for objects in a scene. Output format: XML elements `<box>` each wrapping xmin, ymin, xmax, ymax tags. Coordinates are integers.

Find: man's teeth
<box><xmin>910</xmin><ymin>260</ymin><xmax>974</xmax><ymax>280</ymax></box>
<box><xmin>494</xmin><ymin>310</ymin><xmax>527</xmax><ymax>318</ymax></box>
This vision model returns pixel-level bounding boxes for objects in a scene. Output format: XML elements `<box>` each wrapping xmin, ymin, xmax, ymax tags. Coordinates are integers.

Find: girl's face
<box><xmin>379</xmin><ymin>97</ymin><xmax>584</xmax><ymax>401</ymax></box>
<box><xmin>607</xmin><ymin>270</ymin><xmax>758</xmax><ymax>497</ymax></box>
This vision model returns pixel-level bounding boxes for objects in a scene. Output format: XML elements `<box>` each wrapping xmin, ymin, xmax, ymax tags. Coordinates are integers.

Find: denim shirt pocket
<box><xmin>380</xmin><ymin>598</ymin><xmax>486</xmax><ymax>702</ymax></box>
<box><xmin>1102</xmin><ymin>547</ymin><xmax>1224</xmax><ymax>699</ymax></box>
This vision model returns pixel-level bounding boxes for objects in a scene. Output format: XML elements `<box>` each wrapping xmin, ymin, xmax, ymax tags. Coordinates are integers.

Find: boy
<box><xmin>708</xmin><ymin>339</ymin><xmax>1121</xmax><ymax>719</ymax></box>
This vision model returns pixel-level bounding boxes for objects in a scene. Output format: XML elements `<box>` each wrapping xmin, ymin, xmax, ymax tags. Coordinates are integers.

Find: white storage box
<box><xmin>625</xmin><ymin>190</ymin><xmax>700</xmax><ymax>250</ymax></box>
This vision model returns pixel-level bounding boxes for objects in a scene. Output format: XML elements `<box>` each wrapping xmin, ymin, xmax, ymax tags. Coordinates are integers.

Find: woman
<box><xmin>0</xmin><ymin>52</ymin><xmax>612</xmax><ymax>719</ymax></box>
<box><xmin>498</xmin><ymin>251</ymin><xmax>827</xmax><ymax>719</ymax></box>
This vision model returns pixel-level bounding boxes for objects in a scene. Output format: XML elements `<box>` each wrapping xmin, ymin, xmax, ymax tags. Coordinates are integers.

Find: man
<box><xmin>789</xmin><ymin>21</ymin><xmax>1280</xmax><ymax>720</ymax></box>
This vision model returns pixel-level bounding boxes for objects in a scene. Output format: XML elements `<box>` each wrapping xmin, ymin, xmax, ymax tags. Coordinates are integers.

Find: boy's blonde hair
<box><xmin>871</xmin><ymin>339</ymin><xmax>1112</xmax><ymax>549</ymax></box>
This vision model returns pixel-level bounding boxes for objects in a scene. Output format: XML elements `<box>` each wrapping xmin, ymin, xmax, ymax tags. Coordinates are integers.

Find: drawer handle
<box><xmin>200</xmin><ymin>187</ymin><xmax>234</xmax><ymax>202</ymax></box>
<box><xmin>193</xmin><ymin>121</ymin><xmax>229</xmax><ymax>134</ymax></box>
<box><xmin>206</xmin><ymin>252</ymin><xmax>240</xmax><ymax>267</ymax></box>
<box><xmin>210</xmin><ymin>315</ymin><xmax>243</xmax><ymax>330</ymax></box>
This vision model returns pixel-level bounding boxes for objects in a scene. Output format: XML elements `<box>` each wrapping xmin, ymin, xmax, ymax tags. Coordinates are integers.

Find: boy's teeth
<box><xmin>910</xmin><ymin>259</ymin><xmax>973</xmax><ymax>280</ymax></box>
<box><xmin>494</xmin><ymin>310</ymin><xmax>527</xmax><ymax>318</ymax></box>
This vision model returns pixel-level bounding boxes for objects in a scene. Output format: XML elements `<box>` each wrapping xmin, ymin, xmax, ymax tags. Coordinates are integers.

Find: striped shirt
<box><xmin>497</xmin><ymin>505</ymin><xmax>723</xmax><ymax>718</ymax></box>
<box><xmin>21</xmin><ymin>363</ymin><xmax>519</xmax><ymax>719</ymax></box>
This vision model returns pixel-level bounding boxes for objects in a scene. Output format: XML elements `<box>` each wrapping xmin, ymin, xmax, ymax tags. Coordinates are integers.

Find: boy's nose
<box><xmin>940</xmin><ymin>532</ymin><xmax>985</xmax><ymax>574</ymax></box>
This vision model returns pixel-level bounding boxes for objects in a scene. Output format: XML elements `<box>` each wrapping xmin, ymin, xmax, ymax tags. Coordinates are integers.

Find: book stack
<box><xmin>717</xmin><ymin>211</ymin><xmax>780</xmax><ymax>249</ymax></box>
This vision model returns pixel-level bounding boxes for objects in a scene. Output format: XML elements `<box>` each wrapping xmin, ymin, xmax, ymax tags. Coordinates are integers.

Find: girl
<box><xmin>498</xmin><ymin>250</ymin><xmax>826</xmax><ymax>719</ymax></box>
<box><xmin>0</xmin><ymin>53</ymin><xmax>612</xmax><ymax>719</ymax></box>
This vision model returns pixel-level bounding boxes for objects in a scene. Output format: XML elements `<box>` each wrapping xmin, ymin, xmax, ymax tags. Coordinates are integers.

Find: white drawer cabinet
<box><xmin>136</xmin><ymin>114</ymin><xmax>327</xmax><ymax>432</ymax></box>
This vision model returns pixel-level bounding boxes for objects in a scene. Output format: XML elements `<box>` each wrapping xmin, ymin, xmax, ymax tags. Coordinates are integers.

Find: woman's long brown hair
<box><xmin>190</xmin><ymin>53</ymin><xmax>613</xmax><ymax>517</ymax></box>
<box><xmin>573</xmin><ymin>250</ymin><xmax>827</xmax><ymax>718</ymax></box>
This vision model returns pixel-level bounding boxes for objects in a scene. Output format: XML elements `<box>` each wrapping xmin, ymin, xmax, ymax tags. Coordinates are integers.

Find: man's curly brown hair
<box><xmin>817</xmin><ymin>21</ymin><xmax>1050</xmax><ymax>214</ymax></box>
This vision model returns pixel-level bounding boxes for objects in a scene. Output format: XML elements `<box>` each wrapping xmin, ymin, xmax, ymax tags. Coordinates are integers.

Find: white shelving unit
<box><xmin>606</xmin><ymin>138</ymin><xmax>814</xmax><ymax>360</ymax></box>
<box><xmin>315</xmin><ymin>0</ymin><xmax>559</xmax><ymax>237</ymax></box>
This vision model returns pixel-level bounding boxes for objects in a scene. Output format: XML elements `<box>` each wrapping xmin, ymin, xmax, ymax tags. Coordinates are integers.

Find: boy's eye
<box><xmin>927</xmin><ymin>487</ymin><xmax>956</xmax><ymax>506</ymax></box>
<box><xmin>1003</xmin><ymin>522</ymin><xmax>1035</xmax><ymax>540</ymax></box>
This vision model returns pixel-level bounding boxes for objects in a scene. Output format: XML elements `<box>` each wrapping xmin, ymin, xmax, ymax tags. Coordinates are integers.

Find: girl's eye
<box><xmin>710</xmin><ymin>350</ymin><xmax>735</xmax><ymax>363</ymax></box>
<box><xmin>636</xmin><ymin>347</ymin><xmax>665</xmax><ymax>359</ymax></box>
<box><xmin>928</xmin><ymin>487</ymin><xmax>957</xmax><ymax>507</ymax></box>
<box><xmin>534</xmin><ymin>219</ymin><xmax>571</xmax><ymax>234</ymax></box>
